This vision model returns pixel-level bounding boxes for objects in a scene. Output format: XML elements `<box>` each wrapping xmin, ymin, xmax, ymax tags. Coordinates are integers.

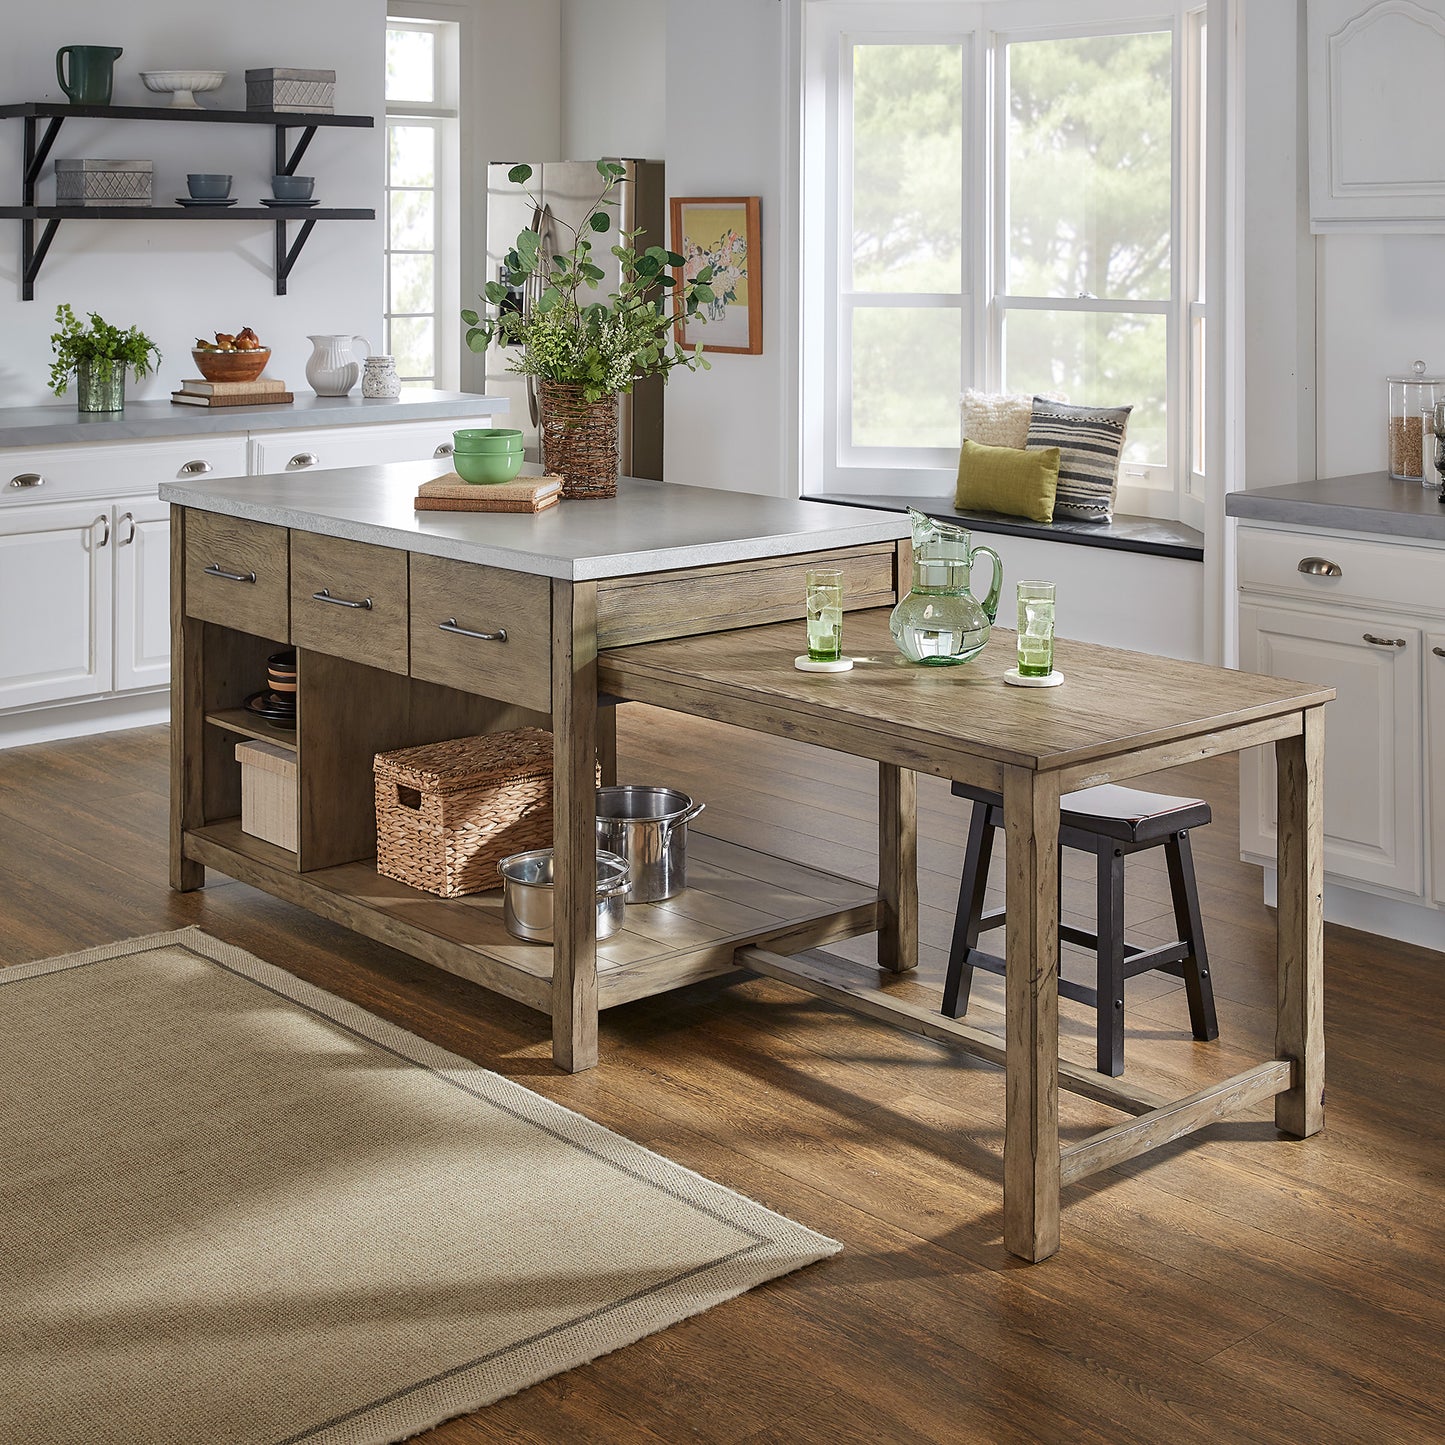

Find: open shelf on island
<box><xmin>206</xmin><ymin>708</ymin><xmax>297</xmax><ymax>750</ymax></box>
<box><xmin>183</xmin><ymin>821</ymin><xmax>879</xmax><ymax>1015</ymax></box>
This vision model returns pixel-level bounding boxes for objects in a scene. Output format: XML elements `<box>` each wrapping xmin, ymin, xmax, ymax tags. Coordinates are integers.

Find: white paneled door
<box><xmin>0</xmin><ymin>502</ymin><xmax>113</xmax><ymax>711</ymax></box>
<box><xmin>112</xmin><ymin>500</ymin><xmax>171</xmax><ymax>694</ymax></box>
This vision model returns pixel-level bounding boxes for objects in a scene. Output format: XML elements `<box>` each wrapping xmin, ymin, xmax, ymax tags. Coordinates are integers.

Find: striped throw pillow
<box><xmin>1025</xmin><ymin>398</ymin><xmax>1132</xmax><ymax>522</ymax></box>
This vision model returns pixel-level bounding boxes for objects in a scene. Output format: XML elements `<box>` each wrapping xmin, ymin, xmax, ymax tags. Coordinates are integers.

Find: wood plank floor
<box><xmin>2</xmin><ymin>709</ymin><xmax>1443</xmax><ymax>1443</ymax></box>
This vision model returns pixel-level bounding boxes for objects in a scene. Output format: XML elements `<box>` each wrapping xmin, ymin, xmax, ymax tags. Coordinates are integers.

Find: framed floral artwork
<box><xmin>669</xmin><ymin>196</ymin><xmax>762</xmax><ymax>355</ymax></box>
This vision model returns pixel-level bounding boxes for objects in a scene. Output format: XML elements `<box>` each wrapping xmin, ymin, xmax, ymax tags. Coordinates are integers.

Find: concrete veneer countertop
<box><xmin>1226</xmin><ymin>472</ymin><xmax>1445</xmax><ymax>542</ymax></box>
<box><xmin>0</xmin><ymin>390</ymin><xmax>507</xmax><ymax>449</ymax></box>
<box><xmin>161</xmin><ymin>464</ymin><xmax>913</xmax><ymax>581</ymax></box>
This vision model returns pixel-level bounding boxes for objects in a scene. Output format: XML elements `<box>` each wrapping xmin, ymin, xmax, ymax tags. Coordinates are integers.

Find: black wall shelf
<box><xmin>0</xmin><ymin>101</ymin><xmax>377</xmax><ymax>298</ymax></box>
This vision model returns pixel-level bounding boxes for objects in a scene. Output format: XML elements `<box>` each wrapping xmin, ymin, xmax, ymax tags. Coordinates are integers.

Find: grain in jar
<box><xmin>1387</xmin><ymin>361</ymin><xmax>1440</xmax><ymax>481</ymax></box>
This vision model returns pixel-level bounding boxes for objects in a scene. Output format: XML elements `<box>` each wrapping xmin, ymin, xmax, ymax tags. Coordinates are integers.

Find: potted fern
<box><xmin>48</xmin><ymin>304</ymin><xmax>162</xmax><ymax>414</ymax></box>
<box><xmin>464</xmin><ymin>161</ymin><xmax>713</xmax><ymax>498</ymax></box>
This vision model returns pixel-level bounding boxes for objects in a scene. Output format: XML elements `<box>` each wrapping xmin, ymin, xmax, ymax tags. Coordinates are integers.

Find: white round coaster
<box><xmin>795</xmin><ymin>655</ymin><xmax>854</xmax><ymax>673</ymax></box>
<box><xmin>1003</xmin><ymin>667</ymin><xmax>1064</xmax><ymax>688</ymax></box>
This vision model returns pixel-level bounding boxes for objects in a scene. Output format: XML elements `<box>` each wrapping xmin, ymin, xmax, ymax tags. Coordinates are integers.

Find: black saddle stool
<box><xmin>943</xmin><ymin>781</ymin><xmax>1220</xmax><ymax>1077</ymax></box>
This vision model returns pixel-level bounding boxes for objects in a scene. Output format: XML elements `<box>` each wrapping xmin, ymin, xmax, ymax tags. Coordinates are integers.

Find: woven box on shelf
<box><xmin>374</xmin><ymin>728</ymin><xmax>595</xmax><ymax>899</ymax></box>
<box><xmin>245</xmin><ymin>67</ymin><xmax>336</xmax><ymax>113</ymax></box>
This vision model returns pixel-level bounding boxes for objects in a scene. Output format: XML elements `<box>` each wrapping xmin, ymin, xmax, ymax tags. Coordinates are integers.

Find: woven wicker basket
<box><xmin>538</xmin><ymin>381</ymin><xmax>621</xmax><ymax>499</ymax></box>
<box><xmin>374</xmin><ymin>728</ymin><xmax>593</xmax><ymax>899</ymax></box>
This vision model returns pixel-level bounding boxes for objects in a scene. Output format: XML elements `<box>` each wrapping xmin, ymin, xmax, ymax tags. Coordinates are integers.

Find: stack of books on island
<box><xmin>171</xmin><ymin>377</ymin><xmax>294</xmax><ymax>408</ymax></box>
<box><xmin>415</xmin><ymin>473</ymin><xmax>564</xmax><ymax>514</ymax></box>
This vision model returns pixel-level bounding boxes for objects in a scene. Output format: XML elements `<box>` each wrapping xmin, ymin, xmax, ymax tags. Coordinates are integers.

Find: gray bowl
<box><xmin>271</xmin><ymin>174</ymin><xmax>315</xmax><ymax>201</ymax></box>
<box><xmin>187</xmin><ymin>173</ymin><xmax>232</xmax><ymax>199</ymax></box>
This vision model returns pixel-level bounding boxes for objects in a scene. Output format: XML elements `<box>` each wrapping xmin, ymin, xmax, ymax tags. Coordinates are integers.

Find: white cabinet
<box><xmin>1309</xmin><ymin>0</ymin><xmax>1445</xmax><ymax>231</ymax></box>
<box><xmin>248</xmin><ymin>419</ymin><xmax>465</xmax><ymax>476</ymax></box>
<box><xmin>1429</xmin><ymin>632</ymin><xmax>1445</xmax><ymax>906</ymax></box>
<box><xmin>1239</xmin><ymin>602</ymin><xmax>1422</xmax><ymax>894</ymax></box>
<box><xmin>113</xmin><ymin>500</ymin><xmax>172</xmax><ymax>693</ymax></box>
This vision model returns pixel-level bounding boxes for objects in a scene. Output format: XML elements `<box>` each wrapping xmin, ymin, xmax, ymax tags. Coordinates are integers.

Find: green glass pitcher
<box><xmin>888</xmin><ymin>508</ymin><xmax>1003</xmax><ymax>665</ymax></box>
<box><xmin>56</xmin><ymin>45</ymin><xmax>123</xmax><ymax>106</ymax></box>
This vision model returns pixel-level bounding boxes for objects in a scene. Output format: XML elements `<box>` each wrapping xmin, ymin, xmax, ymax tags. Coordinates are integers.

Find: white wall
<box><xmin>0</xmin><ymin>2</ymin><xmax>386</xmax><ymax>405</ymax></box>
<box><xmin>560</xmin><ymin>0</ymin><xmax>666</xmax><ymax>160</ymax></box>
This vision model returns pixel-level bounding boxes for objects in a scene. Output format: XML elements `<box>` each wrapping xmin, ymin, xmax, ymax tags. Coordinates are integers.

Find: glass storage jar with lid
<box><xmin>1387</xmin><ymin>360</ymin><xmax>1441</xmax><ymax>481</ymax></box>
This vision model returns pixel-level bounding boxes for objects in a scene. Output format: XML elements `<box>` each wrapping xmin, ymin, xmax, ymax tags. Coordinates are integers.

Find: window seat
<box><xmin>811</xmin><ymin>493</ymin><xmax>1204</xmax><ymax>563</ymax></box>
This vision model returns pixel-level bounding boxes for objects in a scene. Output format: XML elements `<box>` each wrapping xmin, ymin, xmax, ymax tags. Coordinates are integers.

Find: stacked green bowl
<box><xmin>452</xmin><ymin>428</ymin><xmax>525</xmax><ymax>484</ymax></box>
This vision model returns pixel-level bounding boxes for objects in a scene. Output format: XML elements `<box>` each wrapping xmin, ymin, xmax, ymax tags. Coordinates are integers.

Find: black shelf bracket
<box><xmin>23</xmin><ymin>114</ymin><xmax>64</xmax><ymax>203</ymax></box>
<box><xmin>22</xmin><ymin>217</ymin><xmax>60</xmax><ymax>300</ymax></box>
<box><xmin>275</xmin><ymin>217</ymin><xmax>318</xmax><ymax>295</ymax></box>
<box><xmin>275</xmin><ymin>124</ymin><xmax>319</xmax><ymax>178</ymax></box>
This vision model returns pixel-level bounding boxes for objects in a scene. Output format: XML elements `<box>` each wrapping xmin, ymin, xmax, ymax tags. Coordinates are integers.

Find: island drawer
<box><xmin>184</xmin><ymin>510</ymin><xmax>290</xmax><ymax>638</ymax></box>
<box><xmin>409</xmin><ymin>555</ymin><xmax>552</xmax><ymax>711</ymax></box>
<box><xmin>1238</xmin><ymin>524</ymin><xmax>1442</xmax><ymax>612</ymax></box>
<box><xmin>290</xmin><ymin>533</ymin><xmax>409</xmax><ymax>674</ymax></box>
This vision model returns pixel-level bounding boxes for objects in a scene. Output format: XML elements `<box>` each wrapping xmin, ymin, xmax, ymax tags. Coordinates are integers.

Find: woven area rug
<box><xmin>0</xmin><ymin>928</ymin><xmax>839</xmax><ymax>1445</ymax></box>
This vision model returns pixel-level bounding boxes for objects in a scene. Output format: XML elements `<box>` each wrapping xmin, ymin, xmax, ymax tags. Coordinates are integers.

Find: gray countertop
<box><xmin>1226</xmin><ymin>472</ymin><xmax>1445</xmax><ymax>542</ymax></box>
<box><xmin>0</xmin><ymin>390</ymin><xmax>507</xmax><ymax>449</ymax></box>
<box><xmin>160</xmin><ymin>463</ymin><xmax>912</xmax><ymax>580</ymax></box>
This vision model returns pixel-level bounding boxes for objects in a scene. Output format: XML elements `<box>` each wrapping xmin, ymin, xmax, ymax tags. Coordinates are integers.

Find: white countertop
<box><xmin>160</xmin><ymin>462</ymin><xmax>912</xmax><ymax>580</ymax></box>
<box><xmin>0</xmin><ymin>390</ymin><xmax>507</xmax><ymax>449</ymax></box>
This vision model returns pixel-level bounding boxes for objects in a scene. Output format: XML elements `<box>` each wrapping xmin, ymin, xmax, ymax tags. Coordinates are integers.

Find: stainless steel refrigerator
<box><xmin>484</xmin><ymin>159</ymin><xmax>666</xmax><ymax>479</ymax></box>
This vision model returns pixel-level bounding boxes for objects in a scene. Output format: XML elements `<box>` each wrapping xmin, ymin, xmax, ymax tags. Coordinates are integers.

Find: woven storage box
<box><xmin>375</xmin><ymin>728</ymin><xmax>597</xmax><ymax>899</ymax></box>
<box><xmin>246</xmin><ymin>67</ymin><xmax>336</xmax><ymax>113</ymax></box>
<box><xmin>56</xmin><ymin>159</ymin><xmax>152</xmax><ymax>206</ymax></box>
<box><xmin>237</xmin><ymin>740</ymin><xmax>298</xmax><ymax>852</ymax></box>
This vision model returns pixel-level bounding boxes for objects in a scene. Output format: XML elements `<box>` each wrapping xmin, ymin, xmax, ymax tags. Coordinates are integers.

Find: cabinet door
<box><xmin>248</xmin><ymin>418</ymin><xmax>498</xmax><ymax>477</ymax></box>
<box><xmin>1308</xmin><ymin>0</ymin><xmax>1445</xmax><ymax>230</ymax></box>
<box><xmin>0</xmin><ymin>503</ymin><xmax>113</xmax><ymax>711</ymax></box>
<box><xmin>113</xmin><ymin>500</ymin><xmax>171</xmax><ymax>693</ymax></box>
<box><xmin>1240</xmin><ymin>602</ymin><xmax>1422</xmax><ymax>894</ymax></box>
<box><xmin>1428</xmin><ymin>632</ymin><xmax>1445</xmax><ymax>905</ymax></box>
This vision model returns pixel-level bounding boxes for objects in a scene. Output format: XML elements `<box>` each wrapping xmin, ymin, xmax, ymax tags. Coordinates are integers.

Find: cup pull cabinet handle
<box><xmin>179</xmin><ymin>459</ymin><xmax>212</xmax><ymax>476</ymax></box>
<box><xmin>313</xmin><ymin>588</ymin><xmax>373</xmax><ymax>611</ymax></box>
<box><xmin>1298</xmin><ymin>557</ymin><xmax>1343</xmax><ymax>577</ymax></box>
<box><xmin>434</xmin><ymin>441</ymin><xmax>454</xmax><ymax>458</ymax></box>
<box><xmin>288</xmin><ymin>452</ymin><xmax>319</xmax><ymax>470</ymax></box>
<box><xmin>1362</xmin><ymin>633</ymin><xmax>1406</xmax><ymax>648</ymax></box>
<box><xmin>93</xmin><ymin>513</ymin><xmax>110</xmax><ymax>547</ymax></box>
<box><xmin>118</xmin><ymin>511</ymin><xmax>136</xmax><ymax>546</ymax></box>
<box><xmin>203</xmin><ymin>562</ymin><xmax>257</xmax><ymax>584</ymax></box>
<box><xmin>439</xmin><ymin>618</ymin><xmax>507</xmax><ymax>642</ymax></box>
<box><xmin>10</xmin><ymin>472</ymin><xmax>44</xmax><ymax>488</ymax></box>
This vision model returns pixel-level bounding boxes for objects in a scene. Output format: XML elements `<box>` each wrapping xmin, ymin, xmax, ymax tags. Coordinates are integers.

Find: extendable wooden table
<box><xmin>598</xmin><ymin>608</ymin><xmax>1333</xmax><ymax>1262</ymax></box>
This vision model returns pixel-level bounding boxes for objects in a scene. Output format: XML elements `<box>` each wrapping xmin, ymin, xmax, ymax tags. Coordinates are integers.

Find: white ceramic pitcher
<box><xmin>305</xmin><ymin>334</ymin><xmax>371</xmax><ymax>396</ymax></box>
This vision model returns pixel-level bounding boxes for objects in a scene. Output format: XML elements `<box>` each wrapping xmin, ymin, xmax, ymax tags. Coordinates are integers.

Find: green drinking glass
<box><xmin>1016</xmin><ymin>581</ymin><xmax>1056</xmax><ymax>677</ymax></box>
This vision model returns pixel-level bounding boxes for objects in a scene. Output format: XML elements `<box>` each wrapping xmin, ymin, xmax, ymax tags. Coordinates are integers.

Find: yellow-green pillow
<box><xmin>954</xmin><ymin>439</ymin><xmax>1061</xmax><ymax>524</ymax></box>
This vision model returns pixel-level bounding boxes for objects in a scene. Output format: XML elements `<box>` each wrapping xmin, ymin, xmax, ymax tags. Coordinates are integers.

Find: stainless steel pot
<box><xmin>595</xmin><ymin>786</ymin><xmax>706</xmax><ymax>902</ymax></box>
<box><xmin>498</xmin><ymin>848</ymin><xmax>631</xmax><ymax>943</ymax></box>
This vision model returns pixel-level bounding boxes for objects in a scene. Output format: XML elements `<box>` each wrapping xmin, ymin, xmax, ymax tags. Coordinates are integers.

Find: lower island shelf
<box><xmin>183</xmin><ymin>821</ymin><xmax>879</xmax><ymax>1014</ymax></box>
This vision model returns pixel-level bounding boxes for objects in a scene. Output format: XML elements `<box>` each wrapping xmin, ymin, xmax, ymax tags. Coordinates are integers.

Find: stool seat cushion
<box><xmin>949</xmin><ymin>780</ymin><xmax>1211</xmax><ymax>844</ymax></box>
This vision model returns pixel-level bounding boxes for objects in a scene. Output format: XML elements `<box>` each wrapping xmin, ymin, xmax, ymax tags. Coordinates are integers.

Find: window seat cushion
<box><xmin>811</xmin><ymin>493</ymin><xmax>1203</xmax><ymax>561</ymax></box>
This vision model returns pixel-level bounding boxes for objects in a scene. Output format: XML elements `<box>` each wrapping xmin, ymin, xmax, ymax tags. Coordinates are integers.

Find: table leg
<box><xmin>1002</xmin><ymin>763</ymin><xmax>1062</xmax><ymax>1262</ymax></box>
<box><xmin>1274</xmin><ymin>706</ymin><xmax>1325</xmax><ymax>1137</ymax></box>
<box><xmin>551</xmin><ymin>579</ymin><xmax>600</xmax><ymax>1073</ymax></box>
<box><xmin>169</xmin><ymin>505</ymin><xmax>204</xmax><ymax>892</ymax></box>
<box><xmin>877</xmin><ymin>763</ymin><xmax>918</xmax><ymax>972</ymax></box>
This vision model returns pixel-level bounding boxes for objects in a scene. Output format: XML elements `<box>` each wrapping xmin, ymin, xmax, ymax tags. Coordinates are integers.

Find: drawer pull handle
<box><xmin>288</xmin><ymin>452</ymin><xmax>319</xmax><ymax>470</ymax></box>
<box><xmin>93</xmin><ymin>513</ymin><xmax>110</xmax><ymax>548</ymax></box>
<box><xmin>118</xmin><ymin>511</ymin><xmax>136</xmax><ymax>547</ymax></box>
<box><xmin>203</xmin><ymin>562</ymin><xmax>257</xmax><ymax>584</ymax></box>
<box><xmin>1434</xmin><ymin>647</ymin><xmax>1445</xmax><ymax>659</ymax></box>
<box><xmin>1362</xmin><ymin>633</ymin><xmax>1406</xmax><ymax>648</ymax></box>
<box><xmin>313</xmin><ymin>588</ymin><xmax>373</xmax><ymax>611</ymax></box>
<box><xmin>439</xmin><ymin>617</ymin><xmax>508</xmax><ymax>643</ymax></box>
<box><xmin>1297</xmin><ymin>557</ymin><xmax>1342</xmax><ymax>578</ymax></box>
<box><xmin>10</xmin><ymin>472</ymin><xmax>44</xmax><ymax>488</ymax></box>
<box><xmin>434</xmin><ymin>441</ymin><xmax>455</xmax><ymax>458</ymax></box>
<box><xmin>180</xmin><ymin>459</ymin><xmax>212</xmax><ymax>476</ymax></box>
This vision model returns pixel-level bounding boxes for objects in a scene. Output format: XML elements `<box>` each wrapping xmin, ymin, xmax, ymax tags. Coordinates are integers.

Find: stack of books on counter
<box><xmin>171</xmin><ymin>377</ymin><xmax>294</xmax><ymax>408</ymax></box>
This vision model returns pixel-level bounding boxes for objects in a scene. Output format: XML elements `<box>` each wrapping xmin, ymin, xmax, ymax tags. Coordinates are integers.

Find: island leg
<box><xmin>1274</xmin><ymin>706</ymin><xmax>1325</xmax><ymax>1137</ymax></box>
<box><xmin>1002</xmin><ymin>762</ymin><xmax>1062</xmax><ymax>1262</ymax></box>
<box><xmin>169</xmin><ymin>505</ymin><xmax>205</xmax><ymax>892</ymax></box>
<box><xmin>877</xmin><ymin>763</ymin><xmax>918</xmax><ymax>972</ymax></box>
<box><xmin>551</xmin><ymin>579</ymin><xmax>600</xmax><ymax>1073</ymax></box>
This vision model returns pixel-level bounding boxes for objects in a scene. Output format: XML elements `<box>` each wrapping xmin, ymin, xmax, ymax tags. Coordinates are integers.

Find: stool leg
<box><xmin>943</xmin><ymin>803</ymin><xmax>994</xmax><ymax>1019</ymax></box>
<box><xmin>1095</xmin><ymin>842</ymin><xmax>1126</xmax><ymax>1076</ymax></box>
<box><xmin>1165</xmin><ymin>830</ymin><xmax>1220</xmax><ymax>1043</ymax></box>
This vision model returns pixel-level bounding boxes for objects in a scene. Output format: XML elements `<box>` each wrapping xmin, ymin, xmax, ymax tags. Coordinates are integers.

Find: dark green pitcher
<box><xmin>56</xmin><ymin>45</ymin><xmax>123</xmax><ymax>106</ymax></box>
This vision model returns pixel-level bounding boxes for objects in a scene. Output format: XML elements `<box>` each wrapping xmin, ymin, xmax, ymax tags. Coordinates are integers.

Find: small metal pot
<box><xmin>595</xmin><ymin>786</ymin><xmax>706</xmax><ymax>903</ymax></box>
<box><xmin>498</xmin><ymin>848</ymin><xmax>630</xmax><ymax>943</ymax></box>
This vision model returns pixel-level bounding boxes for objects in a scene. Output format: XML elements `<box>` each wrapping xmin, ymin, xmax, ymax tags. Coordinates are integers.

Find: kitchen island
<box><xmin>166</xmin><ymin>464</ymin><xmax>1331</xmax><ymax>1263</ymax></box>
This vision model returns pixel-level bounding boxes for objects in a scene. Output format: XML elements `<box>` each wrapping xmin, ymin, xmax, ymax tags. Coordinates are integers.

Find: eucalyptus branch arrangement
<box><xmin>47</xmin><ymin>304</ymin><xmax>162</xmax><ymax>396</ymax></box>
<box><xmin>463</xmin><ymin>161</ymin><xmax>713</xmax><ymax>403</ymax></box>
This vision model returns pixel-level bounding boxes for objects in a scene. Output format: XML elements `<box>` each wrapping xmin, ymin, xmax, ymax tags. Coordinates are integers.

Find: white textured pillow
<box><xmin>960</xmin><ymin>389</ymin><xmax>1066</xmax><ymax>449</ymax></box>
